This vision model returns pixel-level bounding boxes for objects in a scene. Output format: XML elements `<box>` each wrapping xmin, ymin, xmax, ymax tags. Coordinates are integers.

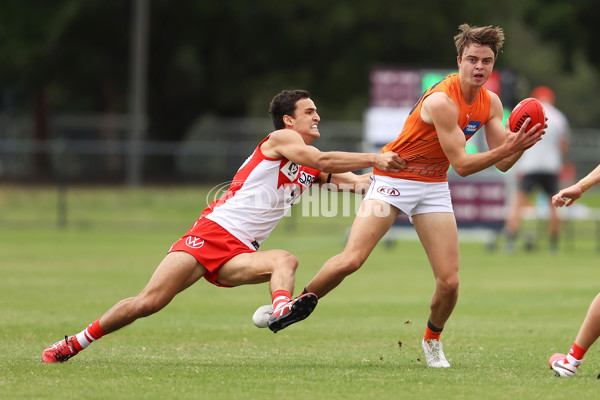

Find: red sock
<box><xmin>272</xmin><ymin>290</ymin><xmax>291</xmax><ymax>312</ymax></box>
<box><xmin>75</xmin><ymin>319</ymin><xmax>108</xmax><ymax>350</ymax></box>
<box><xmin>423</xmin><ymin>320</ymin><xmax>443</xmax><ymax>342</ymax></box>
<box><xmin>71</xmin><ymin>336</ymin><xmax>84</xmax><ymax>352</ymax></box>
<box><xmin>570</xmin><ymin>341</ymin><xmax>588</xmax><ymax>361</ymax></box>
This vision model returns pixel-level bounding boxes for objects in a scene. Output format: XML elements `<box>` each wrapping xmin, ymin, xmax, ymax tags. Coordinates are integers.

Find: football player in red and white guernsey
<box><xmin>41</xmin><ymin>89</ymin><xmax>405</xmax><ymax>363</ymax></box>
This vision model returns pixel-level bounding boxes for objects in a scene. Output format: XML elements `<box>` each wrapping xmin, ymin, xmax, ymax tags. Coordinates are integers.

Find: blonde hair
<box><xmin>454</xmin><ymin>24</ymin><xmax>504</xmax><ymax>59</ymax></box>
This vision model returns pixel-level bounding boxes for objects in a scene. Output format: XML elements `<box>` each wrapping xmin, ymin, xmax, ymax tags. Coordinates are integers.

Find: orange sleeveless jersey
<box><xmin>374</xmin><ymin>73</ymin><xmax>491</xmax><ymax>182</ymax></box>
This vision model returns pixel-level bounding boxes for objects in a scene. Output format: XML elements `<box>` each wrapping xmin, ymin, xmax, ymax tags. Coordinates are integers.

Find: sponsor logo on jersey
<box><xmin>463</xmin><ymin>121</ymin><xmax>481</xmax><ymax>135</ymax></box>
<box><xmin>280</xmin><ymin>161</ymin><xmax>299</xmax><ymax>181</ymax></box>
<box><xmin>298</xmin><ymin>171</ymin><xmax>316</xmax><ymax>187</ymax></box>
<box><xmin>377</xmin><ymin>186</ymin><xmax>401</xmax><ymax>196</ymax></box>
<box><xmin>185</xmin><ymin>236</ymin><xmax>205</xmax><ymax>249</ymax></box>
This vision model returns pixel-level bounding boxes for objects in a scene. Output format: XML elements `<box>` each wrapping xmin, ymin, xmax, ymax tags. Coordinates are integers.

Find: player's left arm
<box><xmin>483</xmin><ymin>93</ymin><xmax>523</xmax><ymax>172</ymax></box>
<box><xmin>316</xmin><ymin>171</ymin><xmax>371</xmax><ymax>194</ymax></box>
<box><xmin>484</xmin><ymin>92</ymin><xmax>546</xmax><ymax>172</ymax></box>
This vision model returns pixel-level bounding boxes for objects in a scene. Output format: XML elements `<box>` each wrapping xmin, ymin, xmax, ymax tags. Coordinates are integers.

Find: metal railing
<box><xmin>0</xmin><ymin>114</ymin><xmax>598</xmax><ymax>184</ymax></box>
<box><xmin>0</xmin><ymin>115</ymin><xmax>364</xmax><ymax>183</ymax></box>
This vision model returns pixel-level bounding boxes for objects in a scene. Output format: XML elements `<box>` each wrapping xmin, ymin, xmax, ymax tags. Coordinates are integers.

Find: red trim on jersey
<box><xmin>255</xmin><ymin>135</ymin><xmax>281</xmax><ymax>162</ymax></box>
<box><xmin>202</xmin><ymin>136</ymin><xmax>278</xmax><ymax>218</ymax></box>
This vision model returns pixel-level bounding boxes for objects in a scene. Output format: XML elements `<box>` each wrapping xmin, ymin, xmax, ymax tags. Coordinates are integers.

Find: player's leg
<box><xmin>216</xmin><ymin>249</ymin><xmax>298</xmax><ymax>291</ymax></box>
<box><xmin>414</xmin><ymin>212</ymin><xmax>459</xmax><ymax>329</ymax></box>
<box><xmin>504</xmin><ymin>189</ymin><xmax>527</xmax><ymax>252</ymax></box>
<box><xmin>254</xmin><ymin>199</ymin><xmax>398</xmax><ymax>333</ymax></box>
<box><xmin>99</xmin><ymin>251</ymin><xmax>206</xmax><ymax>332</ymax></box>
<box><xmin>413</xmin><ymin>212</ymin><xmax>458</xmax><ymax>368</ymax></box>
<box><xmin>550</xmin><ymin>294</ymin><xmax>600</xmax><ymax>376</ymax></box>
<box><xmin>304</xmin><ymin>199</ymin><xmax>399</xmax><ymax>298</ymax></box>
<box><xmin>544</xmin><ymin>174</ymin><xmax>561</xmax><ymax>252</ymax></box>
<box><xmin>217</xmin><ymin>249</ymin><xmax>316</xmax><ymax>333</ymax></box>
<box><xmin>574</xmin><ymin>293</ymin><xmax>600</xmax><ymax>350</ymax></box>
<box><xmin>548</xmin><ymin>202</ymin><xmax>561</xmax><ymax>251</ymax></box>
<box><xmin>42</xmin><ymin>251</ymin><xmax>206</xmax><ymax>363</ymax></box>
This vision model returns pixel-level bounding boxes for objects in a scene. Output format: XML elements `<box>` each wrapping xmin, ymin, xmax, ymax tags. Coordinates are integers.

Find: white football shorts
<box><xmin>364</xmin><ymin>175</ymin><xmax>453</xmax><ymax>223</ymax></box>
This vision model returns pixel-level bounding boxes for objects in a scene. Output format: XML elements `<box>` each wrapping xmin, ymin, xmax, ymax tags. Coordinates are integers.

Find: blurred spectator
<box><xmin>504</xmin><ymin>86</ymin><xmax>571</xmax><ymax>253</ymax></box>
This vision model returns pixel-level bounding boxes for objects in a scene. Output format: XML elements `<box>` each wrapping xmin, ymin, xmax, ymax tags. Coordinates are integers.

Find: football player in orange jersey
<box><xmin>271</xmin><ymin>24</ymin><xmax>546</xmax><ymax>368</ymax></box>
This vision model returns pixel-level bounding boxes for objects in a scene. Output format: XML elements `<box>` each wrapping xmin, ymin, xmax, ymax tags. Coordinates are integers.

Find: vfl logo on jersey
<box><xmin>377</xmin><ymin>186</ymin><xmax>401</xmax><ymax>196</ymax></box>
<box><xmin>185</xmin><ymin>236</ymin><xmax>205</xmax><ymax>249</ymax></box>
<box><xmin>280</xmin><ymin>161</ymin><xmax>299</xmax><ymax>181</ymax></box>
<box><xmin>283</xmin><ymin>183</ymin><xmax>303</xmax><ymax>204</ymax></box>
<box><xmin>298</xmin><ymin>170</ymin><xmax>316</xmax><ymax>187</ymax></box>
<box><xmin>463</xmin><ymin>121</ymin><xmax>481</xmax><ymax>136</ymax></box>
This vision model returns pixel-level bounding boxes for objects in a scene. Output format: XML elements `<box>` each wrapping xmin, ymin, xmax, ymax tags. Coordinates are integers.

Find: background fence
<box><xmin>0</xmin><ymin>115</ymin><xmax>366</xmax><ymax>184</ymax></box>
<box><xmin>0</xmin><ymin>114</ymin><xmax>598</xmax><ymax>185</ymax></box>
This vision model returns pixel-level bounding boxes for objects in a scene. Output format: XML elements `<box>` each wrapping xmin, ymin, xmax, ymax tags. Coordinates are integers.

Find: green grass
<box><xmin>2</xmin><ymin>185</ymin><xmax>600</xmax><ymax>399</ymax></box>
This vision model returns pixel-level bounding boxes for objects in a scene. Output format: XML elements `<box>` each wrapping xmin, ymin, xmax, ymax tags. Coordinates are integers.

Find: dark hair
<box><xmin>454</xmin><ymin>24</ymin><xmax>504</xmax><ymax>59</ymax></box>
<box><xmin>268</xmin><ymin>90</ymin><xmax>311</xmax><ymax>130</ymax></box>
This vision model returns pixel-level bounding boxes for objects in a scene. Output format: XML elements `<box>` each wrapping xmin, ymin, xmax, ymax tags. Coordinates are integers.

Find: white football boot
<box><xmin>422</xmin><ymin>339</ymin><xmax>451</xmax><ymax>368</ymax></box>
<box><xmin>550</xmin><ymin>354</ymin><xmax>578</xmax><ymax>377</ymax></box>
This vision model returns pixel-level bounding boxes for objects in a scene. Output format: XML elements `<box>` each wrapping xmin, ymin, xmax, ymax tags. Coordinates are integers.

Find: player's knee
<box><xmin>338</xmin><ymin>254</ymin><xmax>365</xmax><ymax>275</ymax></box>
<box><xmin>274</xmin><ymin>250</ymin><xmax>299</xmax><ymax>273</ymax></box>
<box><xmin>132</xmin><ymin>295</ymin><xmax>168</xmax><ymax>317</ymax></box>
<box><xmin>436</xmin><ymin>275</ymin><xmax>460</xmax><ymax>295</ymax></box>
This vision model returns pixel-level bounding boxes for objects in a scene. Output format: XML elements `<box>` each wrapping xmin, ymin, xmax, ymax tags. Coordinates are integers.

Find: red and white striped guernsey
<box><xmin>201</xmin><ymin>136</ymin><xmax>321</xmax><ymax>250</ymax></box>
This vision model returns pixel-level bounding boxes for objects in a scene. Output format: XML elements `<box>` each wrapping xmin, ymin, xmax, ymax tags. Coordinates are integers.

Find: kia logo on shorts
<box><xmin>377</xmin><ymin>186</ymin><xmax>400</xmax><ymax>196</ymax></box>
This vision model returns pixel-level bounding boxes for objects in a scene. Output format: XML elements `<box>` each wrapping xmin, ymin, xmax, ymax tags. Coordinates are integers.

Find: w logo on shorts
<box><xmin>185</xmin><ymin>236</ymin><xmax>205</xmax><ymax>249</ymax></box>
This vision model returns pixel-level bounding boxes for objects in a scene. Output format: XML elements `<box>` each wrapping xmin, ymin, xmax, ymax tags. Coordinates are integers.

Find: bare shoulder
<box><xmin>267</xmin><ymin>129</ymin><xmax>303</xmax><ymax>144</ymax></box>
<box><xmin>425</xmin><ymin>91</ymin><xmax>454</xmax><ymax>106</ymax></box>
<box><xmin>422</xmin><ymin>92</ymin><xmax>457</xmax><ymax>124</ymax></box>
<box><xmin>487</xmin><ymin>88</ymin><xmax>501</xmax><ymax>104</ymax></box>
<box><xmin>260</xmin><ymin>129</ymin><xmax>304</xmax><ymax>158</ymax></box>
<box><xmin>486</xmin><ymin>89</ymin><xmax>504</xmax><ymax>119</ymax></box>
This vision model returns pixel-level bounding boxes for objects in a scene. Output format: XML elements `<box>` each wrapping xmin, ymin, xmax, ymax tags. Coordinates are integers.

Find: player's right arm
<box><xmin>261</xmin><ymin>129</ymin><xmax>406</xmax><ymax>173</ymax></box>
<box><xmin>552</xmin><ymin>163</ymin><xmax>600</xmax><ymax>207</ymax></box>
<box><xmin>316</xmin><ymin>171</ymin><xmax>371</xmax><ymax>194</ymax></box>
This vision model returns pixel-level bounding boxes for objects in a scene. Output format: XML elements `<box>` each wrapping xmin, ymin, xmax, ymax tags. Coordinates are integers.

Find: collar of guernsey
<box><xmin>374</xmin><ymin>73</ymin><xmax>491</xmax><ymax>183</ymax></box>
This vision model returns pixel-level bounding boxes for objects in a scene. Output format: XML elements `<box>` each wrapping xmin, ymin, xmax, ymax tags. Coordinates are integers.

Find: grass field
<box><xmin>2</xmin><ymin>184</ymin><xmax>600</xmax><ymax>399</ymax></box>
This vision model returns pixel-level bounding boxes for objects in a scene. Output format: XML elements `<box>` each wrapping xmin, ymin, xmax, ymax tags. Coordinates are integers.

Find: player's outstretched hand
<box><xmin>552</xmin><ymin>184</ymin><xmax>584</xmax><ymax>207</ymax></box>
<box><xmin>375</xmin><ymin>151</ymin><xmax>406</xmax><ymax>172</ymax></box>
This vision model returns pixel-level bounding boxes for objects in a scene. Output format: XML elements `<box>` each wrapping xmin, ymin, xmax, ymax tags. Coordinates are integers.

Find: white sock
<box><xmin>566</xmin><ymin>354</ymin><xmax>581</xmax><ymax>366</ymax></box>
<box><xmin>75</xmin><ymin>326</ymin><xmax>98</xmax><ymax>350</ymax></box>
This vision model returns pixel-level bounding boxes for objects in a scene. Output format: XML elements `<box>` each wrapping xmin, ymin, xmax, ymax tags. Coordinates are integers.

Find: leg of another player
<box><xmin>574</xmin><ymin>293</ymin><xmax>600</xmax><ymax>351</ymax></box>
<box><xmin>257</xmin><ymin>199</ymin><xmax>398</xmax><ymax>334</ymax></box>
<box><xmin>305</xmin><ymin>199</ymin><xmax>399</xmax><ymax>298</ymax></box>
<box><xmin>550</xmin><ymin>293</ymin><xmax>600</xmax><ymax>376</ymax></box>
<box><xmin>548</xmin><ymin>201</ymin><xmax>561</xmax><ymax>252</ymax></box>
<box><xmin>504</xmin><ymin>190</ymin><xmax>527</xmax><ymax>252</ymax></box>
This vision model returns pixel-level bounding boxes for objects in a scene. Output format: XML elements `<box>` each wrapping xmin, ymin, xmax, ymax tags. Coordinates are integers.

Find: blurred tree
<box><xmin>2</xmin><ymin>0</ymin><xmax>600</xmax><ymax>180</ymax></box>
<box><xmin>0</xmin><ymin>0</ymin><xmax>84</xmax><ymax>177</ymax></box>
